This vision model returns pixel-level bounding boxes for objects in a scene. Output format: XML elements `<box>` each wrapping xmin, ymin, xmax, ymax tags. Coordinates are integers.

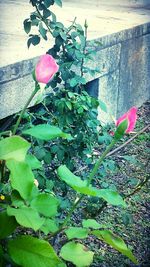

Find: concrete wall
<box><xmin>64</xmin><ymin>0</ymin><xmax>150</xmax><ymax>6</ymax></box>
<box><xmin>0</xmin><ymin>1</ymin><xmax>150</xmax><ymax>121</ymax></box>
<box><xmin>85</xmin><ymin>22</ymin><xmax>150</xmax><ymax>121</ymax></box>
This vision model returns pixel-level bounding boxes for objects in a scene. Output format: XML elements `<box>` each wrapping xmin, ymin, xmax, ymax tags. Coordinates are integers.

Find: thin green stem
<box><xmin>66</xmin><ymin>17</ymin><xmax>77</xmax><ymax>34</ymax></box>
<box><xmin>35</xmin><ymin>5</ymin><xmax>53</xmax><ymax>35</ymax></box>
<box><xmin>81</xmin><ymin>20</ymin><xmax>88</xmax><ymax>78</ymax></box>
<box><xmin>125</xmin><ymin>175</ymin><xmax>149</xmax><ymax>199</ymax></box>
<box><xmin>50</xmin><ymin>140</ymin><xmax>116</xmax><ymax>238</ymax></box>
<box><xmin>13</xmin><ymin>83</ymin><xmax>40</xmax><ymax>135</ymax></box>
<box><xmin>61</xmin><ymin>195</ymin><xmax>84</xmax><ymax>228</ymax></box>
<box><xmin>87</xmin><ymin>139</ymin><xmax>116</xmax><ymax>186</ymax></box>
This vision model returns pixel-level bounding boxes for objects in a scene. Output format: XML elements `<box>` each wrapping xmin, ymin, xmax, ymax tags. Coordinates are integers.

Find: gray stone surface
<box><xmin>0</xmin><ymin>0</ymin><xmax>150</xmax><ymax>67</ymax></box>
<box><xmin>84</xmin><ymin>43</ymin><xmax>121</xmax><ymax>81</ymax></box>
<box><xmin>117</xmin><ymin>33</ymin><xmax>150</xmax><ymax>115</ymax></box>
<box><xmin>0</xmin><ymin>0</ymin><xmax>150</xmax><ymax>120</ymax></box>
<box><xmin>98</xmin><ymin>70</ymin><xmax>120</xmax><ymax>123</ymax></box>
<box><xmin>0</xmin><ymin>58</ymin><xmax>38</xmax><ymax>84</ymax></box>
<box><xmin>0</xmin><ymin>74</ymin><xmax>35</xmax><ymax>119</ymax></box>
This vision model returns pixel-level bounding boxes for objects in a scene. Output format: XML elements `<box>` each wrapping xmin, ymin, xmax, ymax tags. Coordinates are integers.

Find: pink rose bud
<box><xmin>116</xmin><ymin>107</ymin><xmax>137</xmax><ymax>133</ymax></box>
<box><xmin>35</xmin><ymin>54</ymin><xmax>59</xmax><ymax>84</ymax></box>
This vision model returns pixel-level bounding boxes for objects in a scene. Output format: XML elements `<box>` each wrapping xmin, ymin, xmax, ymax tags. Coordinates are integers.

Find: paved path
<box><xmin>0</xmin><ymin>0</ymin><xmax>150</xmax><ymax>67</ymax></box>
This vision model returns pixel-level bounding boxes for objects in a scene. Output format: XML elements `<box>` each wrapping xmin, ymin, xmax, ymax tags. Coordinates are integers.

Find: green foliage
<box><xmin>82</xmin><ymin>219</ymin><xmax>101</xmax><ymax>229</ymax></box>
<box><xmin>92</xmin><ymin>230</ymin><xmax>138</xmax><ymax>264</ymax></box>
<box><xmin>57</xmin><ymin>165</ymin><xmax>126</xmax><ymax>207</ymax></box>
<box><xmin>114</xmin><ymin>120</ymin><xmax>128</xmax><ymax>140</ymax></box>
<box><xmin>0</xmin><ymin>136</ymin><xmax>30</xmax><ymax>161</ymax></box>
<box><xmin>0</xmin><ymin>211</ymin><xmax>18</xmax><ymax>239</ymax></box>
<box><xmin>60</xmin><ymin>241</ymin><xmax>94</xmax><ymax>267</ymax></box>
<box><xmin>25</xmin><ymin>154</ymin><xmax>42</xmax><ymax>169</ymax></box>
<box><xmin>7</xmin><ymin>206</ymin><xmax>45</xmax><ymax>231</ymax></box>
<box><xmin>8</xmin><ymin>235</ymin><xmax>66</xmax><ymax>267</ymax></box>
<box><xmin>30</xmin><ymin>193</ymin><xmax>59</xmax><ymax>217</ymax></box>
<box><xmin>6</xmin><ymin>159</ymin><xmax>35</xmax><ymax>200</ymax></box>
<box><xmin>65</xmin><ymin>227</ymin><xmax>88</xmax><ymax>240</ymax></box>
<box><xmin>23</xmin><ymin>0</ymin><xmax>101</xmax><ymax>170</ymax></box>
<box><xmin>23</xmin><ymin>124</ymin><xmax>72</xmax><ymax>141</ymax></box>
<box><xmin>0</xmin><ymin>1</ymin><xmax>141</xmax><ymax>266</ymax></box>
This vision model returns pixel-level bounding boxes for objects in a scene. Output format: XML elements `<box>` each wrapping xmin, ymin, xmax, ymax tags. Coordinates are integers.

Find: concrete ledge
<box><xmin>0</xmin><ymin>1</ymin><xmax>150</xmax><ymax>120</ymax></box>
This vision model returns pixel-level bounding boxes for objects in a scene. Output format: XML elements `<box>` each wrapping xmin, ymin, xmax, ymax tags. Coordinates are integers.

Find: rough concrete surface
<box><xmin>0</xmin><ymin>0</ymin><xmax>150</xmax><ymax>67</ymax></box>
<box><xmin>0</xmin><ymin>0</ymin><xmax>150</xmax><ymax>120</ymax></box>
<box><xmin>118</xmin><ymin>33</ymin><xmax>150</xmax><ymax>114</ymax></box>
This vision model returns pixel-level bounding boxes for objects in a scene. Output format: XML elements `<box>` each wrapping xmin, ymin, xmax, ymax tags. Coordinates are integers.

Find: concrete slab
<box><xmin>0</xmin><ymin>0</ymin><xmax>150</xmax><ymax>67</ymax></box>
<box><xmin>0</xmin><ymin>0</ymin><xmax>150</xmax><ymax>120</ymax></box>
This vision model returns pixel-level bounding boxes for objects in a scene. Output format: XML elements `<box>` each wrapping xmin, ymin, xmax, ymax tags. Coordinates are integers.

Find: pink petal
<box><xmin>126</xmin><ymin>107</ymin><xmax>137</xmax><ymax>133</ymax></box>
<box><xmin>116</xmin><ymin>106</ymin><xmax>137</xmax><ymax>133</ymax></box>
<box><xmin>35</xmin><ymin>54</ymin><xmax>59</xmax><ymax>84</ymax></box>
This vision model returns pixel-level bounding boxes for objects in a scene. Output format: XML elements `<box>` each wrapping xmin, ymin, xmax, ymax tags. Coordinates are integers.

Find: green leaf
<box><xmin>40</xmin><ymin>218</ymin><xmax>59</xmax><ymax>234</ymax></box>
<box><xmin>57</xmin><ymin>165</ymin><xmax>126</xmax><ymax>207</ymax></box>
<box><xmin>39</xmin><ymin>22</ymin><xmax>47</xmax><ymax>40</ymax></box>
<box><xmin>92</xmin><ymin>230</ymin><xmax>138</xmax><ymax>264</ymax></box>
<box><xmin>44</xmin><ymin>151</ymin><xmax>52</xmax><ymax>164</ymax></box>
<box><xmin>65</xmin><ymin>101</ymin><xmax>72</xmax><ymax>110</ymax></box>
<box><xmin>0</xmin><ymin>211</ymin><xmax>18</xmax><ymax>239</ymax></box>
<box><xmin>24</xmin><ymin>19</ymin><xmax>31</xmax><ymax>34</ymax></box>
<box><xmin>6</xmin><ymin>159</ymin><xmax>34</xmax><ymax>200</ymax></box>
<box><xmin>60</xmin><ymin>241</ymin><xmax>94</xmax><ymax>267</ymax></box>
<box><xmin>30</xmin><ymin>193</ymin><xmax>59</xmax><ymax>217</ymax></box>
<box><xmin>44</xmin><ymin>0</ymin><xmax>54</xmax><ymax>8</ymax></box>
<box><xmin>60</xmin><ymin>31</ymin><xmax>67</xmax><ymax>41</ymax></box>
<box><xmin>114</xmin><ymin>119</ymin><xmax>128</xmax><ymax>140</ymax></box>
<box><xmin>0</xmin><ymin>136</ymin><xmax>30</xmax><ymax>161</ymax></box>
<box><xmin>27</xmin><ymin>35</ymin><xmax>40</xmax><ymax>48</ymax></box>
<box><xmin>23</xmin><ymin>124</ymin><xmax>71</xmax><ymax>140</ymax></box>
<box><xmin>69</xmin><ymin>78</ymin><xmax>78</xmax><ymax>87</ymax></box>
<box><xmin>8</xmin><ymin>235</ymin><xmax>66</xmax><ymax>267</ymax></box>
<box><xmin>82</xmin><ymin>219</ymin><xmax>101</xmax><ymax>229</ymax></box>
<box><xmin>43</xmin><ymin>8</ymin><xmax>51</xmax><ymax>18</ymax></box>
<box><xmin>25</xmin><ymin>154</ymin><xmax>42</xmax><ymax>169</ymax></box>
<box><xmin>7</xmin><ymin>206</ymin><xmax>45</xmax><ymax>231</ymax></box>
<box><xmin>65</xmin><ymin>227</ymin><xmax>88</xmax><ymax>240</ymax></box>
<box><xmin>54</xmin><ymin>0</ymin><xmax>62</xmax><ymax>7</ymax></box>
<box><xmin>11</xmin><ymin>191</ymin><xmax>25</xmax><ymax>208</ymax></box>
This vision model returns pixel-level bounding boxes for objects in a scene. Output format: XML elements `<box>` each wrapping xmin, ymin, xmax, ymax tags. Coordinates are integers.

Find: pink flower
<box><xmin>116</xmin><ymin>107</ymin><xmax>137</xmax><ymax>133</ymax></box>
<box><xmin>35</xmin><ymin>54</ymin><xmax>59</xmax><ymax>84</ymax></box>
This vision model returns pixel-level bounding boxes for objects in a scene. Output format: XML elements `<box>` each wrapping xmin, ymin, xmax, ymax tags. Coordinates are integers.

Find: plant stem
<box><xmin>74</xmin><ymin>124</ymin><xmax>150</xmax><ymax>175</ymax></box>
<box><xmin>87</xmin><ymin>139</ymin><xmax>116</xmax><ymax>185</ymax></box>
<box><xmin>12</xmin><ymin>83</ymin><xmax>39</xmax><ymax>135</ymax></box>
<box><xmin>125</xmin><ymin>175</ymin><xmax>149</xmax><ymax>199</ymax></box>
<box><xmin>66</xmin><ymin>17</ymin><xmax>77</xmax><ymax>35</ymax></box>
<box><xmin>107</xmin><ymin>124</ymin><xmax>150</xmax><ymax>157</ymax></box>
<box><xmin>35</xmin><ymin>5</ymin><xmax>53</xmax><ymax>35</ymax></box>
<box><xmin>49</xmin><ymin>125</ymin><xmax>149</xmax><ymax>239</ymax></box>
<box><xmin>61</xmin><ymin>195</ymin><xmax>84</xmax><ymax>228</ymax></box>
<box><xmin>51</xmin><ymin>140</ymin><xmax>116</xmax><ymax>237</ymax></box>
<box><xmin>81</xmin><ymin>19</ymin><xmax>88</xmax><ymax>78</ymax></box>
